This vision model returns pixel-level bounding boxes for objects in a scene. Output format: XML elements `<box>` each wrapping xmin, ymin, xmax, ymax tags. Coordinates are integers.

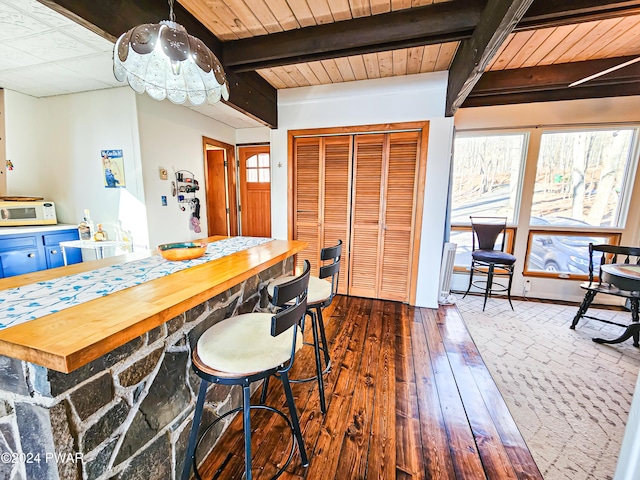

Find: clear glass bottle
<box><xmin>83</xmin><ymin>209</ymin><xmax>94</xmax><ymax>240</ymax></box>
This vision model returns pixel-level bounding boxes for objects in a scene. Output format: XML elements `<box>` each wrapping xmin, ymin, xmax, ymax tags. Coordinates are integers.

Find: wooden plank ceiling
<box><xmin>179</xmin><ymin>0</ymin><xmax>461</xmax><ymax>88</ymax></box>
<box><xmin>43</xmin><ymin>0</ymin><xmax>640</xmax><ymax>126</ymax></box>
<box><xmin>176</xmin><ymin>0</ymin><xmax>640</xmax><ymax>118</ymax></box>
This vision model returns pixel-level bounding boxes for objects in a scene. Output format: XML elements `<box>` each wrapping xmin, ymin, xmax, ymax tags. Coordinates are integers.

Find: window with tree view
<box><xmin>451</xmin><ymin>133</ymin><xmax>527</xmax><ymax>223</ymax></box>
<box><xmin>531</xmin><ymin>129</ymin><xmax>636</xmax><ymax>227</ymax></box>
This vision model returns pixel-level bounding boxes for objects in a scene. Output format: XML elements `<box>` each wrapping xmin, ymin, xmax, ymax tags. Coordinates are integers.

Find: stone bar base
<box><xmin>0</xmin><ymin>258</ymin><xmax>292</xmax><ymax>480</ymax></box>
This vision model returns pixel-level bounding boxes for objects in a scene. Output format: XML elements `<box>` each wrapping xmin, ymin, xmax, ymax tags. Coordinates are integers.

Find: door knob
<box><xmin>27</xmin><ymin>253</ymin><xmax>35</xmax><ymax>258</ymax></box>
<box><xmin>51</xmin><ymin>249</ymin><xmax>58</xmax><ymax>255</ymax></box>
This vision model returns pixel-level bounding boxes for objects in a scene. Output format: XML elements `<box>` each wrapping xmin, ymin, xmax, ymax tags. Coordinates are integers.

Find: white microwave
<box><xmin>0</xmin><ymin>201</ymin><xmax>57</xmax><ymax>226</ymax></box>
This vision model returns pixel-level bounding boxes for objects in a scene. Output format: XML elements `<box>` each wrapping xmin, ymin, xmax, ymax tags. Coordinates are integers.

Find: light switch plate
<box><xmin>159</xmin><ymin>168</ymin><xmax>168</xmax><ymax>180</ymax></box>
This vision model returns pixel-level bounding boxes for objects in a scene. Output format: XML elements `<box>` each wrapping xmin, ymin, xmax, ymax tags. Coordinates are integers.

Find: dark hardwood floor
<box><xmin>196</xmin><ymin>295</ymin><xmax>543</xmax><ymax>479</ymax></box>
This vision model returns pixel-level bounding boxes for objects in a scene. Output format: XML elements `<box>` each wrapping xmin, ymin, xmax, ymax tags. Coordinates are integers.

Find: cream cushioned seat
<box><xmin>197</xmin><ymin>312</ymin><xmax>303</xmax><ymax>374</ymax></box>
<box><xmin>268</xmin><ymin>275</ymin><xmax>332</xmax><ymax>305</ymax></box>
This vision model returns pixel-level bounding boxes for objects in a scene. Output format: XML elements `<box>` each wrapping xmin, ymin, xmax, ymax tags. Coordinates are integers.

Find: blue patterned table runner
<box><xmin>0</xmin><ymin>237</ymin><xmax>273</xmax><ymax>330</ymax></box>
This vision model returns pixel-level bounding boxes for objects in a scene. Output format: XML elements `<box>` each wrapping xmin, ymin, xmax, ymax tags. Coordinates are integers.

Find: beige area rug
<box><xmin>455</xmin><ymin>294</ymin><xmax>640</xmax><ymax>480</ymax></box>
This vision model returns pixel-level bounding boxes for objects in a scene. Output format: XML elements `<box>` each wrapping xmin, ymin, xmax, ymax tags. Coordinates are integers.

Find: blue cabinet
<box><xmin>0</xmin><ymin>228</ymin><xmax>82</xmax><ymax>278</ymax></box>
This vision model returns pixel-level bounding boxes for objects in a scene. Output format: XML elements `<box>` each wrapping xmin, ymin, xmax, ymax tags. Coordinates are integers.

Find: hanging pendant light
<box><xmin>113</xmin><ymin>0</ymin><xmax>229</xmax><ymax>106</ymax></box>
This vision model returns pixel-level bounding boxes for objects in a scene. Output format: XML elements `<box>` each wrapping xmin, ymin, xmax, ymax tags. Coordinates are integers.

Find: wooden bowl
<box><xmin>157</xmin><ymin>242</ymin><xmax>207</xmax><ymax>261</ymax></box>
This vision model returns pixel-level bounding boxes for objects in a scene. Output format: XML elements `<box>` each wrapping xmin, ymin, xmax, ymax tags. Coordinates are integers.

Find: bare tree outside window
<box><xmin>451</xmin><ymin>133</ymin><xmax>527</xmax><ymax>223</ymax></box>
<box><xmin>532</xmin><ymin>129</ymin><xmax>635</xmax><ymax>227</ymax></box>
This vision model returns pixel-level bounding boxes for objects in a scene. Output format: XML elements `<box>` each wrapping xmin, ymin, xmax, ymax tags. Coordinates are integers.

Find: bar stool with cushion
<box><xmin>265</xmin><ymin>240</ymin><xmax>342</xmax><ymax>414</ymax></box>
<box><xmin>180</xmin><ymin>261</ymin><xmax>311</xmax><ymax>480</ymax></box>
<box><xmin>463</xmin><ymin>216</ymin><xmax>516</xmax><ymax>311</ymax></box>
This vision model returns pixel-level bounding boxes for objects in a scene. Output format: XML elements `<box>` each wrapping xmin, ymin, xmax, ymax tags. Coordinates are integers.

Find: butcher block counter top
<box><xmin>0</xmin><ymin>236</ymin><xmax>305</xmax><ymax>373</ymax></box>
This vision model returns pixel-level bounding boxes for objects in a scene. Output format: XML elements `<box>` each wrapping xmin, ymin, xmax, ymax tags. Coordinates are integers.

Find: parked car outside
<box><xmin>528</xmin><ymin>216</ymin><xmax>600</xmax><ymax>274</ymax></box>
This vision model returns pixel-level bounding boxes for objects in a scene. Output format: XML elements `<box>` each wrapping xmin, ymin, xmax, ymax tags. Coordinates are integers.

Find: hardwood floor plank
<box><xmin>305</xmin><ymin>297</ymin><xmax>373</xmax><ymax>480</ymax></box>
<box><xmin>366</xmin><ymin>300</ymin><xmax>397</xmax><ymax>479</ymax></box>
<box><xmin>395</xmin><ymin>303</ymin><xmax>425</xmax><ymax>480</ymax></box>
<box><xmin>441</xmin><ymin>306</ymin><xmax>543</xmax><ymax>480</ymax></box>
<box><xmin>434</xmin><ymin>308</ymin><xmax>520</xmax><ymax>480</ymax></box>
<box><xmin>420</xmin><ymin>308</ymin><xmax>488</xmax><ymax>479</ymax></box>
<box><xmin>332</xmin><ymin>298</ymin><xmax>383</xmax><ymax>478</ymax></box>
<box><xmin>410</xmin><ymin>307</ymin><xmax>457</xmax><ymax>479</ymax></box>
<box><xmin>193</xmin><ymin>297</ymin><xmax>543</xmax><ymax>480</ymax></box>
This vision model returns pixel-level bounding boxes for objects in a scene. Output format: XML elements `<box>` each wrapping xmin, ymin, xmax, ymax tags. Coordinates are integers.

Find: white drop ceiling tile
<box><xmin>0</xmin><ymin>69</ymin><xmax>61</xmax><ymax>95</ymax></box>
<box><xmin>189</xmin><ymin>103</ymin><xmax>263</xmax><ymax>128</ymax></box>
<box><xmin>16</xmin><ymin>0</ymin><xmax>78</xmax><ymax>29</ymax></box>
<box><xmin>60</xmin><ymin>53</ymin><xmax>121</xmax><ymax>86</ymax></box>
<box><xmin>0</xmin><ymin>43</ymin><xmax>44</xmax><ymax>70</ymax></box>
<box><xmin>64</xmin><ymin>23</ymin><xmax>115</xmax><ymax>51</ymax></box>
<box><xmin>0</xmin><ymin>1</ymin><xmax>54</xmax><ymax>41</ymax></box>
<box><xmin>5</xmin><ymin>30</ymin><xmax>98</xmax><ymax>62</ymax></box>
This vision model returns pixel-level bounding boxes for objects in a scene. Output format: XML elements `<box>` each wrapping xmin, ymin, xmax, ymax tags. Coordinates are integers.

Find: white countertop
<box><xmin>0</xmin><ymin>224</ymin><xmax>78</xmax><ymax>236</ymax></box>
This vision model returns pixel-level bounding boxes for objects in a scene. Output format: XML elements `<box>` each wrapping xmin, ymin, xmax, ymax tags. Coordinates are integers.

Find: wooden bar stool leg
<box><xmin>310</xmin><ymin>310</ymin><xmax>327</xmax><ymax>414</ymax></box>
<box><xmin>242</xmin><ymin>384</ymin><xmax>253</xmax><ymax>480</ymax></box>
<box><xmin>181</xmin><ymin>379</ymin><xmax>209</xmax><ymax>480</ymax></box>
<box><xmin>280</xmin><ymin>370</ymin><xmax>309</xmax><ymax>466</ymax></box>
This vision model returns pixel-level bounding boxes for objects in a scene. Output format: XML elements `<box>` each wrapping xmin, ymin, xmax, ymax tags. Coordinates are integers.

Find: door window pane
<box><xmin>258</xmin><ymin>153</ymin><xmax>270</xmax><ymax>167</ymax></box>
<box><xmin>247</xmin><ymin>169</ymin><xmax>258</xmax><ymax>182</ymax></box>
<box><xmin>258</xmin><ymin>168</ymin><xmax>270</xmax><ymax>182</ymax></box>
<box><xmin>247</xmin><ymin>155</ymin><xmax>258</xmax><ymax>168</ymax></box>
<box><xmin>451</xmin><ymin>133</ymin><xmax>527</xmax><ymax>223</ymax></box>
<box><xmin>531</xmin><ymin>129</ymin><xmax>636</xmax><ymax>227</ymax></box>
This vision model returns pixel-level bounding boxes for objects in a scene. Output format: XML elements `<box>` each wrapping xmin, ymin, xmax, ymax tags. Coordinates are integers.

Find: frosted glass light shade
<box><xmin>113</xmin><ymin>20</ymin><xmax>229</xmax><ymax>106</ymax></box>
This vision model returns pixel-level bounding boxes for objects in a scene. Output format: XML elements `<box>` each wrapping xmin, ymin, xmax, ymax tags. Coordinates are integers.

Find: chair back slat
<box><xmin>470</xmin><ymin>216</ymin><xmax>507</xmax><ymax>252</ymax></box>
<box><xmin>272</xmin><ymin>295</ymin><xmax>308</xmax><ymax>337</ymax></box>
<box><xmin>588</xmin><ymin>243</ymin><xmax>640</xmax><ymax>284</ymax></box>
<box><xmin>271</xmin><ymin>260</ymin><xmax>310</xmax><ymax>337</ymax></box>
<box><xmin>272</xmin><ymin>260</ymin><xmax>311</xmax><ymax>307</ymax></box>
<box><xmin>320</xmin><ymin>239</ymin><xmax>342</xmax><ymax>262</ymax></box>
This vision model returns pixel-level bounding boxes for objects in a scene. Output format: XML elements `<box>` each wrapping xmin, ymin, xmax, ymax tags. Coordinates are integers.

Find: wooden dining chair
<box><xmin>570</xmin><ymin>243</ymin><xmax>640</xmax><ymax>346</ymax></box>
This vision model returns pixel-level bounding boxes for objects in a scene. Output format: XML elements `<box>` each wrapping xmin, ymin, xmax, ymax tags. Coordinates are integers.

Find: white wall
<box><xmin>271</xmin><ymin>72</ymin><xmax>454</xmax><ymax>308</ymax></box>
<box><xmin>236</xmin><ymin>127</ymin><xmax>270</xmax><ymax>145</ymax></box>
<box><xmin>4</xmin><ymin>87</ymin><xmax>149</xmax><ymax>249</ymax></box>
<box><xmin>453</xmin><ymin>96</ymin><xmax>640</xmax><ymax>303</ymax></box>
<box><xmin>135</xmin><ymin>94</ymin><xmax>236</xmax><ymax>249</ymax></box>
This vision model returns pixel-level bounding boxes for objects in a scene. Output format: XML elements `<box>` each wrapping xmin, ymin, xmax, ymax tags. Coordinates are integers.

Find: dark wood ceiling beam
<box><xmin>518</xmin><ymin>0</ymin><xmax>640</xmax><ymax>31</ymax></box>
<box><xmin>223</xmin><ymin>0</ymin><xmax>639</xmax><ymax>73</ymax></box>
<box><xmin>446</xmin><ymin>0</ymin><xmax>535</xmax><ymax>117</ymax></box>
<box><xmin>463</xmin><ymin>82</ymin><xmax>640</xmax><ymax>107</ymax></box>
<box><xmin>463</xmin><ymin>56</ymin><xmax>640</xmax><ymax>107</ymax></box>
<box><xmin>223</xmin><ymin>0</ymin><xmax>485</xmax><ymax>72</ymax></box>
<box><xmin>38</xmin><ymin>0</ymin><xmax>278</xmax><ymax>128</ymax></box>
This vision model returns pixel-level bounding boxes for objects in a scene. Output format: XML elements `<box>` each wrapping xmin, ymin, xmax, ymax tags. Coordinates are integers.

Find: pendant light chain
<box><xmin>168</xmin><ymin>0</ymin><xmax>176</xmax><ymax>22</ymax></box>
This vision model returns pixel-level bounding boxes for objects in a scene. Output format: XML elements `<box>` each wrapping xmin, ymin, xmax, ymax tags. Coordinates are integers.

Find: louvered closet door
<box><xmin>349</xmin><ymin>134</ymin><xmax>386</xmax><ymax>298</ymax></box>
<box><xmin>293</xmin><ymin>137</ymin><xmax>321</xmax><ymax>274</ymax></box>
<box><xmin>379</xmin><ymin>131</ymin><xmax>420</xmax><ymax>302</ymax></box>
<box><xmin>321</xmin><ymin>136</ymin><xmax>352</xmax><ymax>295</ymax></box>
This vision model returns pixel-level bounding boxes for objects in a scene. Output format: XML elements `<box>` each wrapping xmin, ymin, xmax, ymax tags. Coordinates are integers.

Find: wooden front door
<box><xmin>239</xmin><ymin>146</ymin><xmax>271</xmax><ymax>237</ymax></box>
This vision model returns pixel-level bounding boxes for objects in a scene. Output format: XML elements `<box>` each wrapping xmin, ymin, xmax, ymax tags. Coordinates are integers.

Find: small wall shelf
<box><xmin>173</xmin><ymin>170</ymin><xmax>200</xmax><ymax>211</ymax></box>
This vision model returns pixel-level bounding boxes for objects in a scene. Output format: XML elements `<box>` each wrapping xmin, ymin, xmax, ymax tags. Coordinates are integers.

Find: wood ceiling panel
<box><xmin>594</xmin><ymin>16</ymin><xmax>640</xmax><ymax>57</ymax></box>
<box><xmin>489</xmin><ymin>14</ymin><xmax>640</xmax><ymax>71</ymax></box>
<box><xmin>179</xmin><ymin>0</ymin><xmax>451</xmax><ymax>40</ymax></box>
<box><xmin>434</xmin><ymin>42</ymin><xmax>459</xmax><ymax>71</ymax></box>
<box><xmin>257</xmin><ymin>41</ymin><xmax>458</xmax><ymax>88</ymax></box>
